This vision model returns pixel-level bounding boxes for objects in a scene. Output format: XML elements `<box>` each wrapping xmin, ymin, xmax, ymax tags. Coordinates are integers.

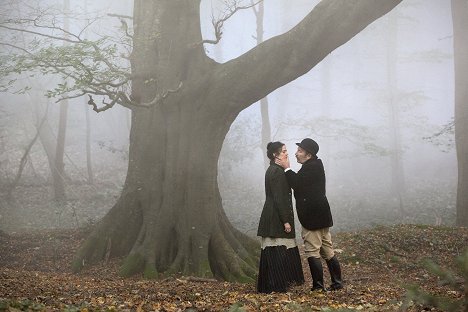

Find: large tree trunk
<box><xmin>73</xmin><ymin>0</ymin><xmax>402</xmax><ymax>280</ymax></box>
<box><xmin>452</xmin><ymin>0</ymin><xmax>468</xmax><ymax>227</ymax></box>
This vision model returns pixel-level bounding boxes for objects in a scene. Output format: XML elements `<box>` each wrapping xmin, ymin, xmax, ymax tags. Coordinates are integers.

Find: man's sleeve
<box><xmin>285</xmin><ymin>169</ymin><xmax>300</xmax><ymax>190</ymax></box>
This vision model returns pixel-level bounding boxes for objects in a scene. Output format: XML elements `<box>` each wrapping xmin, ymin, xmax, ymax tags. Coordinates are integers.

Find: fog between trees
<box><xmin>0</xmin><ymin>0</ymin><xmax>456</xmax><ymax>237</ymax></box>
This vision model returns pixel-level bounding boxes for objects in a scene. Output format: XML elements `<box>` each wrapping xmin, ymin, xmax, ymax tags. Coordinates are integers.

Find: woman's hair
<box><xmin>266</xmin><ymin>141</ymin><xmax>284</xmax><ymax>160</ymax></box>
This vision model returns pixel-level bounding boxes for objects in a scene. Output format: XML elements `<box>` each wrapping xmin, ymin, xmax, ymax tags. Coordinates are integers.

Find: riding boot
<box><xmin>307</xmin><ymin>257</ymin><xmax>326</xmax><ymax>291</ymax></box>
<box><xmin>326</xmin><ymin>256</ymin><xmax>343</xmax><ymax>290</ymax></box>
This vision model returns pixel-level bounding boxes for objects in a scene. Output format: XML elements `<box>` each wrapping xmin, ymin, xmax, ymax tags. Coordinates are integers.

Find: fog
<box><xmin>0</xmin><ymin>0</ymin><xmax>456</xmax><ymax>235</ymax></box>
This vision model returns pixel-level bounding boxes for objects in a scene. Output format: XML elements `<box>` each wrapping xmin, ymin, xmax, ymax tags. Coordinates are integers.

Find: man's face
<box><xmin>295</xmin><ymin>147</ymin><xmax>312</xmax><ymax>164</ymax></box>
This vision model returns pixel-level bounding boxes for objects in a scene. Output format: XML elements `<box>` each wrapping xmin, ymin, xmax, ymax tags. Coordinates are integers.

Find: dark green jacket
<box><xmin>257</xmin><ymin>162</ymin><xmax>295</xmax><ymax>239</ymax></box>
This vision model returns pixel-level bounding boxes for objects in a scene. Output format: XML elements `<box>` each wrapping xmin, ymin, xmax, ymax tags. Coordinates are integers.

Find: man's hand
<box><xmin>275</xmin><ymin>155</ymin><xmax>290</xmax><ymax>169</ymax></box>
<box><xmin>284</xmin><ymin>222</ymin><xmax>291</xmax><ymax>233</ymax></box>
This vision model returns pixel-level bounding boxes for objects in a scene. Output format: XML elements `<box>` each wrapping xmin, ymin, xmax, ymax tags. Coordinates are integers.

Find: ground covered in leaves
<box><xmin>0</xmin><ymin>225</ymin><xmax>466</xmax><ymax>311</ymax></box>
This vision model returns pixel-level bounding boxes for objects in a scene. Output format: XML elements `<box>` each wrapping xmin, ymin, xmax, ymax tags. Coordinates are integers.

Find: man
<box><xmin>276</xmin><ymin>138</ymin><xmax>343</xmax><ymax>291</ymax></box>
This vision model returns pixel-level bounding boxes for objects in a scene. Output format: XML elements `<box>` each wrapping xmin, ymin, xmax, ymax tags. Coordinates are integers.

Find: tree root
<box><xmin>72</xmin><ymin>192</ymin><xmax>259</xmax><ymax>282</ymax></box>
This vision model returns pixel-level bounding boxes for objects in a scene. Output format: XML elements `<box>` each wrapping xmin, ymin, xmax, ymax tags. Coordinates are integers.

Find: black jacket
<box><xmin>285</xmin><ymin>158</ymin><xmax>333</xmax><ymax>231</ymax></box>
<box><xmin>257</xmin><ymin>162</ymin><xmax>296</xmax><ymax>238</ymax></box>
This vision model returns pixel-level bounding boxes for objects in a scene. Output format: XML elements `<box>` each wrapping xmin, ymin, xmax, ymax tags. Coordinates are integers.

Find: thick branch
<box><xmin>212</xmin><ymin>0</ymin><xmax>402</xmax><ymax>112</ymax></box>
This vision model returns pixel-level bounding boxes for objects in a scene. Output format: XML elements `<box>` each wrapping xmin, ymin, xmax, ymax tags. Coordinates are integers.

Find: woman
<box><xmin>257</xmin><ymin>141</ymin><xmax>304</xmax><ymax>293</ymax></box>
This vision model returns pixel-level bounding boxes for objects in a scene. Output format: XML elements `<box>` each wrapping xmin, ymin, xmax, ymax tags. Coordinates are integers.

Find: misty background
<box><xmin>0</xmin><ymin>0</ymin><xmax>456</xmax><ymax>235</ymax></box>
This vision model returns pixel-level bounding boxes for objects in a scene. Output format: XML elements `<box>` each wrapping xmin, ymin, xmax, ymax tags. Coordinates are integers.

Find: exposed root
<box><xmin>72</xmin><ymin>192</ymin><xmax>259</xmax><ymax>282</ymax></box>
<box><xmin>119</xmin><ymin>253</ymin><xmax>145</xmax><ymax>277</ymax></box>
<box><xmin>72</xmin><ymin>195</ymin><xmax>143</xmax><ymax>273</ymax></box>
<box><xmin>208</xmin><ymin>221</ymin><xmax>258</xmax><ymax>282</ymax></box>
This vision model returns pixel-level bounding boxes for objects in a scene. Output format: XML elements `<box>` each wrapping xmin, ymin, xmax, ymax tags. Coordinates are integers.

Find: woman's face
<box><xmin>274</xmin><ymin>145</ymin><xmax>288</xmax><ymax>160</ymax></box>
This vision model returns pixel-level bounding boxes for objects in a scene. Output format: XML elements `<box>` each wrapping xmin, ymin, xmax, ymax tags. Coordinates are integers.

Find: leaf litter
<box><xmin>0</xmin><ymin>225</ymin><xmax>466</xmax><ymax>311</ymax></box>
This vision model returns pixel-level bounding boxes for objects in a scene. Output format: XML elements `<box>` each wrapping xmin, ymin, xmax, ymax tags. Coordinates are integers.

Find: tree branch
<box><xmin>137</xmin><ymin>81</ymin><xmax>183</xmax><ymax>108</ymax></box>
<box><xmin>87</xmin><ymin>94</ymin><xmax>118</xmax><ymax>113</ymax></box>
<box><xmin>211</xmin><ymin>0</ymin><xmax>403</xmax><ymax>113</ymax></box>
<box><xmin>200</xmin><ymin>0</ymin><xmax>262</xmax><ymax>45</ymax></box>
<box><xmin>0</xmin><ymin>24</ymin><xmax>81</xmax><ymax>44</ymax></box>
<box><xmin>86</xmin><ymin>81</ymin><xmax>183</xmax><ymax>113</ymax></box>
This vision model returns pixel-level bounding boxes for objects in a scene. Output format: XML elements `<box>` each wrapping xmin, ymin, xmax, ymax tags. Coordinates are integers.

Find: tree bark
<box><xmin>73</xmin><ymin>0</ymin><xmax>403</xmax><ymax>279</ymax></box>
<box><xmin>452</xmin><ymin>0</ymin><xmax>468</xmax><ymax>227</ymax></box>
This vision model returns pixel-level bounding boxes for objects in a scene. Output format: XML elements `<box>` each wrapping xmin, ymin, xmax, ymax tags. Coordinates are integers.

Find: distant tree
<box><xmin>52</xmin><ymin>0</ymin><xmax>71</xmax><ymax>202</ymax></box>
<box><xmin>385</xmin><ymin>12</ymin><xmax>406</xmax><ymax>214</ymax></box>
<box><xmin>83</xmin><ymin>0</ymin><xmax>94</xmax><ymax>185</ymax></box>
<box><xmin>251</xmin><ymin>1</ymin><xmax>271</xmax><ymax>170</ymax></box>
<box><xmin>0</xmin><ymin>0</ymin><xmax>402</xmax><ymax>279</ymax></box>
<box><xmin>451</xmin><ymin>0</ymin><xmax>468</xmax><ymax>227</ymax></box>
<box><xmin>0</xmin><ymin>107</ymin><xmax>9</xmax><ymax>184</ymax></box>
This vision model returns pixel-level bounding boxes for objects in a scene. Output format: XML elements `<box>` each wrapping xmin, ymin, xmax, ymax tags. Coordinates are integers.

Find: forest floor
<box><xmin>0</xmin><ymin>224</ymin><xmax>466</xmax><ymax>312</ymax></box>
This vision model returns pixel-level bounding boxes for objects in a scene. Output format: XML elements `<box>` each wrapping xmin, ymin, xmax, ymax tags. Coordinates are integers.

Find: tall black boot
<box><xmin>326</xmin><ymin>256</ymin><xmax>343</xmax><ymax>290</ymax></box>
<box><xmin>307</xmin><ymin>257</ymin><xmax>326</xmax><ymax>291</ymax></box>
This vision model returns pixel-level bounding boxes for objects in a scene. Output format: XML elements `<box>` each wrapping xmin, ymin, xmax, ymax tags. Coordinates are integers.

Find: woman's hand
<box><xmin>284</xmin><ymin>222</ymin><xmax>291</xmax><ymax>233</ymax></box>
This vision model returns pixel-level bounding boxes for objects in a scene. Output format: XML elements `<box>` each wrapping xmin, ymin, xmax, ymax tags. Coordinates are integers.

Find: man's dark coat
<box><xmin>285</xmin><ymin>158</ymin><xmax>333</xmax><ymax>231</ymax></box>
<box><xmin>257</xmin><ymin>162</ymin><xmax>296</xmax><ymax>239</ymax></box>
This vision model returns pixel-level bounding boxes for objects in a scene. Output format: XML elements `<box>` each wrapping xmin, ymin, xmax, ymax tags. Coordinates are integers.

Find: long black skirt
<box><xmin>257</xmin><ymin>245</ymin><xmax>304</xmax><ymax>293</ymax></box>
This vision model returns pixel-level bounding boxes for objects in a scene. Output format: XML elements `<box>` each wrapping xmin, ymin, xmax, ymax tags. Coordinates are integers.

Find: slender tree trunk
<box><xmin>319</xmin><ymin>55</ymin><xmax>332</xmax><ymax>174</ymax></box>
<box><xmin>452</xmin><ymin>0</ymin><xmax>468</xmax><ymax>227</ymax></box>
<box><xmin>73</xmin><ymin>0</ymin><xmax>403</xmax><ymax>279</ymax></box>
<box><xmin>53</xmin><ymin>99</ymin><xmax>68</xmax><ymax>201</ymax></box>
<box><xmin>85</xmin><ymin>98</ymin><xmax>94</xmax><ymax>184</ymax></box>
<box><xmin>14</xmin><ymin>3</ymin><xmax>62</xmax><ymax>196</ymax></box>
<box><xmin>7</xmin><ymin>112</ymin><xmax>47</xmax><ymax>197</ymax></box>
<box><xmin>52</xmin><ymin>0</ymin><xmax>70</xmax><ymax>201</ymax></box>
<box><xmin>386</xmin><ymin>12</ymin><xmax>405</xmax><ymax>214</ymax></box>
<box><xmin>253</xmin><ymin>2</ymin><xmax>272</xmax><ymax>169</ymax></box>
<box><xmin>82</xmin><ymin>0</ymin><xmax>94</xmax><ymax>185</ymax></box>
